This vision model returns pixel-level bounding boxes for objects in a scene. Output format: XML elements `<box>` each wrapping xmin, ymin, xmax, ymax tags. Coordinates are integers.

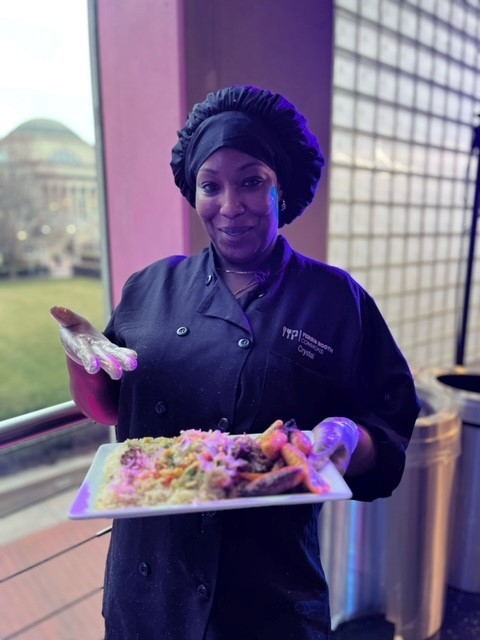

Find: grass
<box><xmin>0</xmin><ymin>277</ymin><xmax>106</xmax><ymax>420</ymax></box>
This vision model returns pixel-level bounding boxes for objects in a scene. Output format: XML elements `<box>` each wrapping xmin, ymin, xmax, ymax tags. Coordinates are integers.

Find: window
<box><xmin>330</xmin><ymin>0</ymin><xmax>480</xmax><ymax>368</ymax></box>
<box><xmin>0</xmin><ymin>1</ymin><xmax>106</xmax><ymax>420</ymax></box>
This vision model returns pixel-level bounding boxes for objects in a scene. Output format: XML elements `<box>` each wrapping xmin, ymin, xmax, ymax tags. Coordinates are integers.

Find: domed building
<box><xmin>0</xmin><ymin>119</ymin><xmax>99</xmax><ymax>277</ymax></box>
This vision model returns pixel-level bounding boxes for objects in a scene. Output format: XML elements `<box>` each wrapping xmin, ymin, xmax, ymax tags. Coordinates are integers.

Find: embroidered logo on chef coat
<box><xmin>282</xmin><ymin>326</ymin><xmax>334</xmax><ymax>360</ymax></box>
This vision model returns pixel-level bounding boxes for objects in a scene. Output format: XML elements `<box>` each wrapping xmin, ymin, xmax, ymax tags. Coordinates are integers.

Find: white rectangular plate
<box><xmin>69</xmin><ymin>438</ymin><xmax>352</xmax><ymax>520</ymax></box>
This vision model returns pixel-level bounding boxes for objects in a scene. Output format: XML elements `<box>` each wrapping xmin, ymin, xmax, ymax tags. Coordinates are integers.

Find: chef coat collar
<box><xmin>208</xmin><ymin>234</ymin><xmax>292</xmax><ymax>288</ymax></box>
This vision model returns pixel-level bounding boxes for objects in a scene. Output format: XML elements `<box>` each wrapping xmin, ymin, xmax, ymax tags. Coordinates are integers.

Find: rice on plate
<box><xmin>95</xmin><ymin>429</ymin><xmax>248</xmax><ymax>509</ymax></box>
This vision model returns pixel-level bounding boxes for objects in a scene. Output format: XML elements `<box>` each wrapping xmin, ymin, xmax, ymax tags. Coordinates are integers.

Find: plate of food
<box><xmin>69</xmin><ymin>420</ymin><xmax>352</xmax><ymax>519</ymax></box>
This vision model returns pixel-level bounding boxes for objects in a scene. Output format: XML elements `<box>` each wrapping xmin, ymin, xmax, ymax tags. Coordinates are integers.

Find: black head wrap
<box><xmin>185</xmin><ymin>111</ymin><xmax>292</xmax><ymax>191</ymax></box>
<box><xmin>171</xmin><ymin>85</ymin><xmax>325</xmax><ymax>227</ymax></box>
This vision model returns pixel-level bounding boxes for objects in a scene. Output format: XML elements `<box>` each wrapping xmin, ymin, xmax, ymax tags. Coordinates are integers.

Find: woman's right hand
<box><xmin>50</xmin><ymin>306</ymin><xmax>137</xmax><ymax>380</ymax></box>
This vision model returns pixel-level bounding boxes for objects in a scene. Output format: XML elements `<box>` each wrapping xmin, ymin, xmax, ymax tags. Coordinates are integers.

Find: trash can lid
<box><xmin>433</xmin><ymin>367</ymin><xmax>480</xmax><ymax>426</ymax></box>
<box><xmin>408</xmin><ymin>374</ymin><xmax>462</xmax><ymax>467</ymax></box>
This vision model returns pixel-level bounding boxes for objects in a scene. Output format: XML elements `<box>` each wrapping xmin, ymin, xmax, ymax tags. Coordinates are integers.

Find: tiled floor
<box><xmin>437</xmin><ymin>588</ymin><xmax>480</xmax><ymax>640</ymax></box>
<box><xmin>331</xmin><ymin>588</ymin><xmax>480</xmax><ymax>640</ymax></box>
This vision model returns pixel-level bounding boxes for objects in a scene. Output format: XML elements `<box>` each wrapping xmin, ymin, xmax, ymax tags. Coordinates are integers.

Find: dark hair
<box><xmin>171</xmin><ymin>85</ymin><xmax>325</xmax><ymax>227</ymax></box>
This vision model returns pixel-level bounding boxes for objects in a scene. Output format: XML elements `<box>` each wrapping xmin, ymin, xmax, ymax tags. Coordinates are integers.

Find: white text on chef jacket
<box><xmin>282</xmin><ymin>326</ymin><xmax>334</xmax><ymax>360</ymax></box>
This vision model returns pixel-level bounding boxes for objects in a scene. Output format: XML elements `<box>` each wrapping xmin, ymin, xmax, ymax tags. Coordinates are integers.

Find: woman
<box><xmin>51</xmin><ymin>86</ymin><xmax>419</xmax><ymax>640</ymax></box>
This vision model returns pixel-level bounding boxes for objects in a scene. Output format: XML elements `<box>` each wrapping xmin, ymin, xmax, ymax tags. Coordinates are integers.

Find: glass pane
<box><xmin>351</xmin><ymin>237</ymin><xmax>370</xmax><ymax>266</ymax></box>
<box><xmin>392</xmin><ymin>174</ymin><xmax>409</xmax><ymax>204</ymax></box>
<box><xmin>397</xmin><ymin>75</ymin><xmax>415</xmax><ymax>107</ymax></box>
<box><xmin>434</xmin><ymin>24</ymin><xmax>450</xmax><ymax>51</ymax></box>
<box><xmin>448</xmin><ymin>61</ymin><xmax>463</xmax><ymax>92</ymax></box>
<box><xmin>433</xmin><ymin>56</ymin><xmax>448</xmax><ymax>85</ymax></box>
<box><xmin>415</xmin><ymin>81</ymin><xmax>431</xmax><ymax>111</ymax></box>
<box><xmin>377</xmin><ymin>104</ymin><xmax>395</xmax><ymax>137</ymax></box>
<box><xmin>390</xmin><ymin>206</ymin><xmax>407</xmax><ymax>234</ymax></box>
<box><xmin>379</xmin><ymin>32</ymin><xmax>398</xmax><ymax>66</ymax></box>
<box><xmin>336</xmin><ymin>14</ymin><xmax>357</xmax><ymax>51</ymax></box>
<box><xmin>417</xmin><ymin>49</ymin><xmax>433</xmax><ymax>79</ymax></box>
<box><xmin>353</xmin><ymin>169</ymin><xmax>372</xmax><ymax>200</ymax></box>
<box><xmin>373</xmin><ymin>171</ymin><xmax>391</xmax><ymax>203</ymax></box>
<box><xmin>372</xmin><ymin>205</ymin><xmax>389</xmax><ymax>234</ymax></box>
<box><xmin>449</xmin><ymin>33</ymin><xmax>464</xmax><ymax>60</ymax></box>
<box><xmin>464</xmin><ymin>40</ymin><xmax>478</xmax><ymax>67</ymax></box>
<box><xmin>418</xmin><ymin>14</ymin><xmax>435</xmax><ymax>47</ymax></box>
<box><xmin>431</xmin><ymin>87</ymin><xmax>446</xmax><ymax>116</ymax></box>
<box><xmin>400</xmin><ymin>6</ymin><xmax>418</xmax><ymax>37</ymax></box>
<box><xmin>334</xmin><ymin>53</ymin><xmax>356</xmax><ymax>89</ymax></box>
<box><xmin>381</xmin><ymin>0</ymin><xmax>400</xmax><ymax>31</ymax></box>
<box><xmin>329</xmin><ymin>202</ymin><xmax>351</xmax><ymax>234</ymax></box>
<box><xmin>352</xmin><ymin>203</ymin><xmax>371</xmax><ymax>234</ymax></box>
<box><xmin>396</xmin><ymin>110</ymin><xmax>413</xmax><ymax>141</ymax></box>
<box><xmin>331</xmin><ymin>167</ymin><xmax>353</xmax><ymax>197</ymax></box>
<box><xmin>463</xmin><ymin>67</ymin><xmax>476</xmax><ymax>95</ymax></box>
<box><xmin>437</xmin><ymin>0</ymin><xmax>451</xmax><ymax>22</ymax></box>
<box><xmin>445</xmin><ymin>91</ymin><xmax>460</xmax><ymax>119</ymax></box>
<box><xmin>332</xmin><ymin>130</ymin><xmax>354</xmax><ymax>163</ymax></box>
<box><xmin>358</xmin><ymin>23</ymin><xmax>379</xmax><ymax>59</ymax></box>
<box><xmin>378</xmin><ymin>68</ymin><xmax>397</xmax><ymax>101</ymax></box>
<box><xmin>328</xmin><ymin>238</ymin><xmax>350</xmax><ymax>267</ymax></box>
<box><xmin>413</xmin><ymin>114</ymin><xmax>429</xmax><ymax>144</ymax></box>
<box><xmin>336</xmin><ymin>0</ymin><xmax>358</xmax><ymax>13</ymax></box>
<box><xmin>332</xmin><ymin>93</ymin><xmax>355</xmax><ymax>127</ymax></box>
<box><xmin>355</xmin><ymin>134</ymin><xmax>375</xmax><ymax>167</ymax></box>
<box><xmin>359</xmin><ymin>0</ymin><xmax>379</xmax><ymax>21</ymax></box>
<box><xmin>356</xmin><ymin>98</ymin><xmax>376</xmax><ymax>133</ymax></box>
<box><xmin>429</xmin><ymin>117</ymin><xmax>446</xmax><ymax>147</ymax></box>
<box><xmin>357</xmin><ymin>61</ymin><xmax>377</xmax><ymax>95</ymax></box>
<box><xmin>0</xmin><ymin>2</ymin><xmax>106</xmax><ymax>420</ymax></box>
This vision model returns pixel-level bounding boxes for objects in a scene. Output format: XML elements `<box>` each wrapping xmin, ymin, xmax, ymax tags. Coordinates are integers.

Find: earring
<box><xmin>280</xmin><ymin>198</ymin><xmax>287</xmax><ymax>212</ymax></box>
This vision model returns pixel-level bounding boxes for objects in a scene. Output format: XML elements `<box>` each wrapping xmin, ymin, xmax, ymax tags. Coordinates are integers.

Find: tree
<box><xmin>0</xmin><ymin>161</ymin><xmax>44</xmax><ymax>275</ymax></box>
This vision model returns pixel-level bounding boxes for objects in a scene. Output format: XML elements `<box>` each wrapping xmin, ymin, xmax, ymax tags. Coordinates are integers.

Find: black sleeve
<box><xmin>102</xmin><ymin>269</ymin><xmax>142</xmax><ymax>346</ymax></box>
<box><xmin>343</xmin><ymin>290</ymin><xmax>420</xmax><ymax>501</ymax></box>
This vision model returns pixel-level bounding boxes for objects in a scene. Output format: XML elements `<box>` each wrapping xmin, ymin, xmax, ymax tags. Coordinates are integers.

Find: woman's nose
<box><xmin>220</xmin><ymin>188</ymin><xmax>244</xmax><ymax>217</ymax></box>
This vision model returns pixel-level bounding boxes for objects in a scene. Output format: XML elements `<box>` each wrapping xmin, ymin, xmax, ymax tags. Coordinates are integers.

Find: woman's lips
<box><xmin>220</xmin><ymin>227</ymin><xmax>252</xmax><ymax>237</ymax></box>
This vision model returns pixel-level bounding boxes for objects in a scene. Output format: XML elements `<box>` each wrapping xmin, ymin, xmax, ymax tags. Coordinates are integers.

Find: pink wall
<box><xmin>183</xmin><ymin>0</ymin><xmax>333</xmax><ymax>261</ymax></box>
<box><xmin>96</xmin><ymin>0</ymin><xmax>189</xmax><ymax>305</ymax></box>
<box><xmin>95</xmin><ymin>0</ymin><xmax>333</xmax><ymax>305</ymax></box>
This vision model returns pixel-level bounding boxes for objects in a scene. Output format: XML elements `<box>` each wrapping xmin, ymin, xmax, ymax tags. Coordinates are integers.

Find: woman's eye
<box><xmin>200</xmin><ymin>182</ymin><xmax>219</xmax><ymax>194</ymax></box>
<box><xmin>242</xmin><ymin>176</ymin><xmax>263</xmax><ymax>188</ymax></box>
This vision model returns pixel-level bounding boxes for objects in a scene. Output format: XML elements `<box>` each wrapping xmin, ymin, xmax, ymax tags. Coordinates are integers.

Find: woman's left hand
<box><xmin>311</xmin><ymin>417</ymin><xmax>360</xmax><ymax>475</ymax></box>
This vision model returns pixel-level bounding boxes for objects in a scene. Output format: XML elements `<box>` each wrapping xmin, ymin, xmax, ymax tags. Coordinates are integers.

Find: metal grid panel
<box><xmin>330</xmin><ymin>0</ymin><xmax>480</xmax><ymax>368</ymax></box>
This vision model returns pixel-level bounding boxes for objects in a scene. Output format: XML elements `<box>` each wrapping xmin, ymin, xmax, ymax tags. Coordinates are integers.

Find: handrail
<box><xmin>0</xmin><ymin>401</ymin><xmax>91</xmax><ymax>448</ymax></box>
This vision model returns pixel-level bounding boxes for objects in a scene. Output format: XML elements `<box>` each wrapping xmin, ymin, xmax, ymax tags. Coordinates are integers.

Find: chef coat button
<box><xmin>155</xmin><ymin>401</ymin><xmax>168</xmax><ymax>415</ymax></box>
<box><xmin>176</xmin><ymin>326</ymin><xmax>189</xmax><ymax>336</ymax></box>
<box><xmin>237</xmin><ymin>338</ymin><xmax>251</xmax><ymax>349</ymax></box>
<box><xmin>138</xmin><ymin>561</ymin><xmax>151</xmax><ymax>577</ymax></box>
<box><xmin>217</xmin><ymin>417</ymin><xmax>230</xmax><ymax>432</ymax></box>
<box><xmin>197</xmin><ymin>583</ymin><xmax>209</xmax><ymax>599</ymax></box>
<box><xmin>205</xmin><ymin>274</ymin><xmax>213</xmax><ymax>285</ymax></box>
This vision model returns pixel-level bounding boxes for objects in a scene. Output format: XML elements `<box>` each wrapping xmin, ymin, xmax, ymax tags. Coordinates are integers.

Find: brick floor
<box><xmin>1</xmin><ymin>518</ymin><xmax>111</xmax><ymax>640</ymax></box>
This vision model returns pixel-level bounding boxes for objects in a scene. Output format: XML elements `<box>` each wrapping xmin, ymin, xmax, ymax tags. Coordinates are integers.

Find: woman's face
<box><xmin>195</xmin><ymin>147</ymin><xmax>281</xmax><ymax>269</ymax></box>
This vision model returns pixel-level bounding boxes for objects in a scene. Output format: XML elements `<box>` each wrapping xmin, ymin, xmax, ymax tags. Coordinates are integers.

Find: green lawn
<box><xmin>0</xmin><ymin>277</ymin><xmax>106</xmax><ymax>420</ymax></box>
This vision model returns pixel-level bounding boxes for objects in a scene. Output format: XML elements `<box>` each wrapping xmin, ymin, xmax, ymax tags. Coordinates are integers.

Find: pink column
<box><xmin>96</xmin><ymin>0</ymin><xmax>189</xmax><ymax>305</ymax></box>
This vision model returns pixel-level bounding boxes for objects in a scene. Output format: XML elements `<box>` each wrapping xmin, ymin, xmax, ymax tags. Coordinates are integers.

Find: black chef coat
<box><xmin>102</xmin><ymin>235</ymin><xmax>419</xmax><ymax>640</ymax></box>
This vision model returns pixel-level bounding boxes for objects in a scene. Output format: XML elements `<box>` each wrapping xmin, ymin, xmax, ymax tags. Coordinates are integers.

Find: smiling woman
<box><xmin>50</xmin><ymin>84</ymin><xmax>419</xmax><ymax>640</ymax></box>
